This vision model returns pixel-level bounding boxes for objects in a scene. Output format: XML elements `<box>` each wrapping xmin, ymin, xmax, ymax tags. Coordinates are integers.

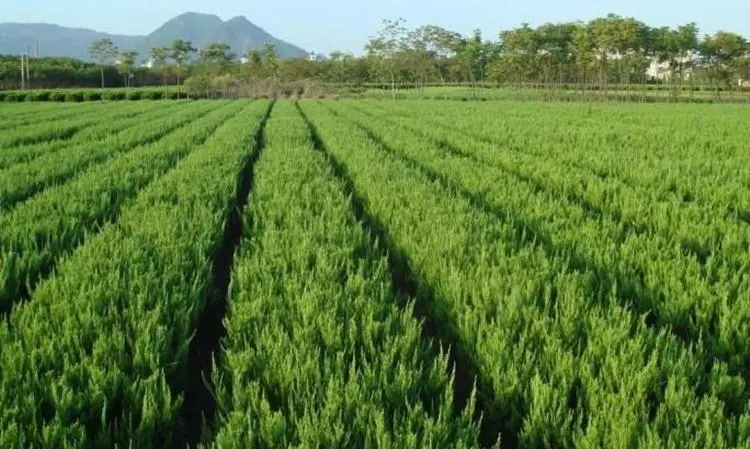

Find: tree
<box><xmin>700</xmin><ymin>31</ymin><xmax>748</xmax><ymax>94</ymax></box>
<box><xmin>199</xmin><ymin>42</ymin><xmax>235</xmax><ymax>74</ymax></box>
<box><xmin>244</xmin><ymin>49</ymin><xmax>265</xmax><ymax>81</ymax></box>
<box><xmin>148</xmin><ymin>46</ymin><xmax>170</xmax><ymax>89</ymax></box>
<box><xmin>88</xmin><ymin>38</ymin><xmax>119</xmax><ymax>88</ymax></box>
<box><xmin>535</xmin><ymin>23</ymin><xmax>578</xmax><ymax>95</ymax></box>
<box><xmin>326</xmin><ymin>51</ymin><xmax>353</xmax><ymax>83</ymax></box>
<box><xmin>170</xmin><ymin>39</ymin><xmax>197</xmax><ymax>98</ymax></box>
<box><xmin>674</xmin><ymin>23</ymin><xmax>699</xmax><ymax>84</ymax></box>
<box><xmin>410</xmin><ymin>25</ymin><xmax>463</xmax><ymax>88</ymax></box>
<box><xmin>500</xmin><ymin>23</ymin><xmax>541</xmax><ymax>86</ymax></box>
<box><xmin>261</xmin><ymin>42</ymin><xmax>280</xmax><ymax>80</ymax></box>
<box><xmin>118</xmin><ymin>51</ymin><xmax>139</xmax><ymax>87</ymax></box>
<box><xmin>403</xmin><ymin>30</ymin><xmax>438</xmax><ymax>96</ymax></box>
<box><xmin>365</xmin><ymin>18</ymin><xmax>409</xmax><ymax>99</ymax></box>
<box><xmin>588</xmin><ymin>14</ymin><xmax>621</xmax><ymax>93</ymax></box>
<box><xmin>460</xmin><ymin>29</ymin><xmax>497</xmax><ymax>87</ymax></box>
<box><xmin>279</xmin><ymin>57</ymin><xmax>320</xmax><ymax>83</ymax></box>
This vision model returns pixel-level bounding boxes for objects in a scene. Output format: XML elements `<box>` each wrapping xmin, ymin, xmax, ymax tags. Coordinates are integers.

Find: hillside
<box><xmin>0</xmin><ymin>12</ymin><xmax>308</xmax><ymax>61</ymax></box>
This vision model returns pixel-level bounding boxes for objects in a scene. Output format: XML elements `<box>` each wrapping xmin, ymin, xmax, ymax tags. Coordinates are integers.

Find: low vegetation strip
<box><xmin>0</xmin><ymin>100</ymin><xmax>219</xmax><ymax>211</ymax></box>
<box><xmin>0</xmin><ymin>100</ymin><xmax>247</xmax><ymax>315</ymax></box>
<box><xmin>0</xmin><ymin>102</ymin><xmax>112</xmax><ymax>129</ymax></box>
<box><xmin>0</xmin><ymin>101</ymin><xmax>87</xmax><ymax>117</ymax></box>
<box><xmin>336</xmin><ymin>97</ymin><xmax>750</xmax><ymax>399</ymax></box>
<box><xmin>0</xmin><ymin>102</ymin><xmax>181</xmax><ymax>170</ymax></box>
<box><xmin>205</xmin><ymin>101</ymin><xmax>479</xmax><ymax>448</ymax></box>
<box><xmin>298</xmin><ymin>100</ymin><xmax>748</xmax><ymax>448</ymax></box>
<box><xmin>0</xmin><ymin>87</ymin><xmax>184</xmax><ymax>103</ymax></box>
<box><xmin>0</xmin><ymin>99</ymin><xmax>748</xmax><ymax>447</ymax></box>
<box><xmin>349</xmin><ymin>100</ymin><xmax>750</xmax><ymax>373</ymax></box>
<box><xmin>333</xmin><ymin>102</ymin><xmax>748</xmax><ymax>356</ymax></box>
<box><xmin>0</xmin><ymin>100</ymin><xmax>270</xmax><ymax>448</ymax></box>
<box><xmin>367</xmin><ymin>99</ymin><xmax>750</xmax><ymax>225</ymax></box>
<box><xmin>0</xmin><ymin>102</ymin><xmax>165</xmax><ymax>149</ymax></box>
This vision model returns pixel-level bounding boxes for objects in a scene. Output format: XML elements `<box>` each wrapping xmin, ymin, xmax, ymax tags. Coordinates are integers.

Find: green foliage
<box><xmin>0</xmin><ymin>99</ymin><xmax>749</xmax><ymax>447</ymax></box>
<box><xmin>1</xmin><ymin>12</ymin><xmax>747</xmax><ymax>97</ymax></box>
<box><xmin>126</xmin><ymin>89</ymin><xmax>142</xmax><ymax>100</ymax></box>
<box><xmin>64</xmin><ymin>90</ymin><xmax>84</xmax><ymax>102</ymax></box>
<box><xmin>0</xmin><ymin>101</ymin><xmax>224</xmax><ymax>312</ymax></box>
<box><xmin>0</xmin><ymin>87</ymin><xmax>182</xmax><ymax>102</ymax></box>
<box><xmin>207</xmin><ymin>101</ymin><xmax>480</xmax><ymax>448</ymax></box>
<box><xmin>0</xmin><ymin>101</ymin><xmax>206</xmax><ymax>210</ymax></box>
<box><xmin>298</xmin><ymin>99</ymin><xmax>750</xmax><ymax>447</ymax></box>
<box><xmin>0</xmin><ymin>100</ymin><xmax>270</xmax><ymax>447</ymax></box>
<box><xmin>83</xmin><ymin>90</ymin><xmax>101</xmax><ymax>101</ymax></box>
<box><xmin>102</xmin><ymin>89</ymin><xmax>126</xmax><ymax>101</ymax></box>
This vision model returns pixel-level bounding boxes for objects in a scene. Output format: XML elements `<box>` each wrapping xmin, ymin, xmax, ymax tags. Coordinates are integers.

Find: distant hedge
<box><xmin>0</xmin><ymin>87</ymin><xmax>185</xmax><ymax>102</ymax></box>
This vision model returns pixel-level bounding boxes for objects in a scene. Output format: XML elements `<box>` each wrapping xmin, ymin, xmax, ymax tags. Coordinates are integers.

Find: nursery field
<box><xmin>0</xmin><ymin>98</ymin><xmax>749</xmax><ymax>448</ymax></box>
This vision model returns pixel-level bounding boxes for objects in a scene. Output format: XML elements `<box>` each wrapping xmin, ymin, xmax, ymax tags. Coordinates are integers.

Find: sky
<box><xmin>1</xmin><ymin>0</ymin><xmax>749</xmax><ymax>54</ymax></box>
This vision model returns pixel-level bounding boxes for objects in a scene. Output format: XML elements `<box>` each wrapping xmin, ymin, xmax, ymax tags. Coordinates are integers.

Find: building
<box><xmin>308</xmin><ymin>52</ymin><xmax>327</xmax><ymax>62</ymax></box>
<box><xmin>645</xmin><ymin>51</ymin><xmax>696</xmax><ymax>81</ymax></box>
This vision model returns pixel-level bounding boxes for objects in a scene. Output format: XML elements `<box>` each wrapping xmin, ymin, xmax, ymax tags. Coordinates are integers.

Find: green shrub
<box><xmin>143</xmin><ymin>89</ymin><xmax>164</xmax><ymax>100</ymax></box>
<box><xmin>65</xmin><ymin>91</ymin><xmax>84</xmax><ymax>102</ymax></box>
<box><xmin>84</xmin><ymin>90</ymin><xmax>102</xmax><ymax>101</ymax></box>
<box><xmin>34</xmin><ymin>91</ymin><xmax>52</xmax><ymax>101</ymax></box>
<box><xmin>105</xmin><ymin>90</ymin><xmax>127</xmax><ymax>101</ymax></box>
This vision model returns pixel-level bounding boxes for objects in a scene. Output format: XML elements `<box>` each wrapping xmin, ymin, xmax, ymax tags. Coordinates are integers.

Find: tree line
<box><xmin>2</xmin><ymin>13</ymin><xmax>749</xmax><ymax>97</ymax></box>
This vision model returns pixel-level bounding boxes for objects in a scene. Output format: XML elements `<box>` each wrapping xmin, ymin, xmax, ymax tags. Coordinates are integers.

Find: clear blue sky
<box><xmin>1</xmin><ymin>0</ymin><xmax>748</xmax><ymax>54</ymax></box>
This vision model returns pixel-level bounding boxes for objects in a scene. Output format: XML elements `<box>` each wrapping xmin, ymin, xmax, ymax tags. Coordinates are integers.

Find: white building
<box><xmin>645</xmin><ymin>51</ymin><xmax>697</xmax><ymax>81</ymax></box>
<box><xmin>308</xmin><ymin>52</ymin><xmax>327</xmax><ymax>61</ymax></box>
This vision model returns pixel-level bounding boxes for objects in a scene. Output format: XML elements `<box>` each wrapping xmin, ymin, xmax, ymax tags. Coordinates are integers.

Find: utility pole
<box><xmin>25</xmin><ymin>46</ymin><xmax>31</xmax><ymax>89</ymax></box>
<box><xmin>20</xmin><ymin>54</ymin><xmax>25</xmax><ymax>90</ymax></box>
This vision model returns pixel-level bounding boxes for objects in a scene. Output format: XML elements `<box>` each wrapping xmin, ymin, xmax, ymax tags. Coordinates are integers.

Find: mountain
<box><xmin>0</xmin><ymin>12</ymin><xmax>308</xmax><ymax>61</ymax></box>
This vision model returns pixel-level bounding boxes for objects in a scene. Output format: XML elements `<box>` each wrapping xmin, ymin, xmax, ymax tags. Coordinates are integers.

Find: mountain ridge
<box><xmin>0</xmin><ymin>12</ymin><xmax>308</xmax><ymax>61</ymax></box>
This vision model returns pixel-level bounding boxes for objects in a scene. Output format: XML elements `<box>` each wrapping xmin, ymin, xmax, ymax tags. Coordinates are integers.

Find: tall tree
<box><xmin>244</xmin><ymin>49</ymin><xmax>265</xmax><ymax>81</ymax></box>
<box><xmin>411</xmin><ymin>25</ymin><xmax>463</xmax><ymax>86</ymax></box>
<box><xmin>365</xmin><ymin>18</ymin><xmax>409</xmax><ymax>99</ymax></box>
<box><xmin>588</xmin><ymin>14</ymin><xmax>622</xmax><ymax>92</ymax></box>
<box><xmin>327</xmin><ymin>51</ymin><xmax>356</xmax><ymax>83</ymax></box>
<box><xmin>404</xmin><ymin>29</ymin><xmax>440</xmax><ymax>96</ymax></box>
<box><xmin>170</xmin><ymin>39</ymin><xmax>197</xmax><ymax>97</ymax></box>
<box><xmin>88</xmin><ymin>38</ymin><xmax>119</xmax><ymax>88</ymax></box>
<box><xmin>674</xmin><ymin>23</ymin><xmax>699</xmax><ymax>83</ymax></box>
<box><xmin>535</xmin><ymin>23</ymin><xmax>577</xmax><ymax>92</ymax></box>
<box><xmin>149</xmin><ymin>46</ymin><xmax>170</xmax><ymax>87</ymax></box>
<box><xmin>500</xmin><ymin>23</ymin><xmax>541</xmax><ymax>86</ymax></box>
<box><xmin>118</xmin><ymin>51</ymin><xmax>139</xmax><ymax>87</ymax></box>
<box><xmin>261</xmin><ymin>42</ymin><xmax>280</xmax><ymax>80</ymax></box>
<box><xmin>199</xmin><ymin>42</ymin><xmax>235</xmax><ymax>74</ymax></box>
<box><xmin>699</xmin><ymin>31</ymin><xmax>748</xmax><ymax>94</ymax></box>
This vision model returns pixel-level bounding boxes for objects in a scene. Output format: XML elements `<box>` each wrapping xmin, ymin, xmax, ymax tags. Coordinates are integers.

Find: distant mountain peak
<box><xmin>172</xmin><ymin>12</ymin><xmax>223</xmax><ymax>21</ymax></box>
<box><xmin>226</xmin><ymin>16</ymin><xmax>251</xmax><ymax>23</ymax></box>
<box><xmin>0</xmin><ymin>12</ymin><xmax>307</xmax><ymax>60</ymax></box>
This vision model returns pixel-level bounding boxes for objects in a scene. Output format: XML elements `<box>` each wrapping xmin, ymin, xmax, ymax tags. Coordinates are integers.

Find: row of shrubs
<box><xmin>387</xmin><ymin>95</ymin><xmax>740</xmax><ymax>104</ymax></box>
<box><xmin>0</xmin><ymin>88</ymin><xmax>187</xmax><ymax>102</ymax></box>
<box><xmin>3</xmin><ymin>84</ymin><xmax>747</xmax><ymax>103</ymax></box>
<box><xmin>352</xmin><ymin>82</ymin><xmax>748</xmax><ymax>92</ymax></box>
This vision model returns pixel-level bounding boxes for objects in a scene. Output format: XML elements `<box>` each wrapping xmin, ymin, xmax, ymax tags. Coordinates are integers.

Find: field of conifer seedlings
<box><xmin>0</xmin><ymin>98</ymin><xmax>749</xmax><ymax>448</ymax></box>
